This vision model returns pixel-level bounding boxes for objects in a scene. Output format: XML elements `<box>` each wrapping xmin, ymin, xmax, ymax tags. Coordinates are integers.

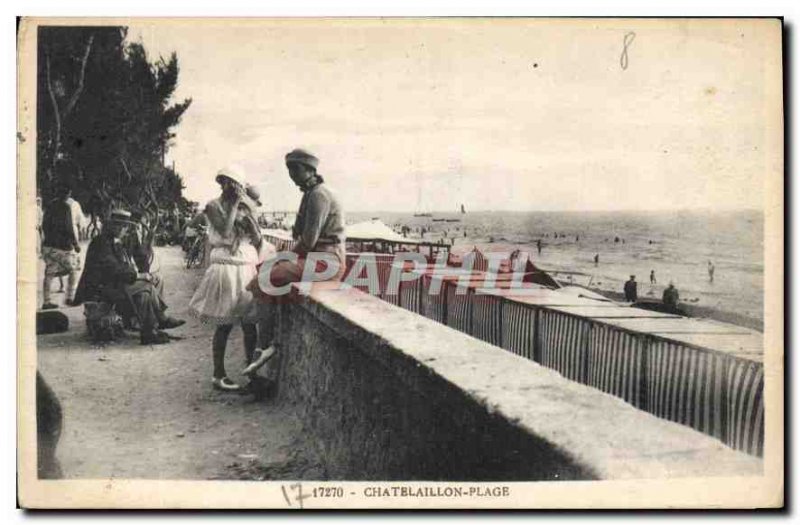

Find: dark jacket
<box><xmin>662</xmin><ymin>286</ymin><xmax>679</xmax><ymax>308</ymax></box>
<box><xmin>73</xmin><ymin>232</ymin><xmax>138</xmax><ymax>305</ymax></box>
<box><xmin>42</xmin><ymin>199</ymin><xmax>78</xmax><ymax>251</ymax></box>
<box><xmin>624</xmin><ymin>280</ymin><xmax>638</xmax><ymax>302</ymax></box>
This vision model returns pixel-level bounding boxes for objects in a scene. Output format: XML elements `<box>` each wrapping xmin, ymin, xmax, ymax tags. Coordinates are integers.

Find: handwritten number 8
<box><xmin>620</xmin><ymin>32</ymin><xmax>636</xmax><ymax>70</ymax></box>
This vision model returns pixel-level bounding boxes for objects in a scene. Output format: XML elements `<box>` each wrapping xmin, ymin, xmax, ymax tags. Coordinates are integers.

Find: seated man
<box><xmin>73</xmin><ymin>209</ymin><xmax>184</xmax><ymax>345</ymax></box>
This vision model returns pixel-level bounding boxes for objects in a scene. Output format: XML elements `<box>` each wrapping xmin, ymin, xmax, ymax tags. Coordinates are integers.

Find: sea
<box><xmin>348</xmin><ymin>210</ymin><xmax>765</xmax><ymax>326</ymax></box>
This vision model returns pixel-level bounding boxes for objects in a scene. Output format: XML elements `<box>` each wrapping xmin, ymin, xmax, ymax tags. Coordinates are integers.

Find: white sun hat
<box><xmin>215</xmin><ymin>165</ymin><xmax>247</xmax><ymax>188</ymax></box>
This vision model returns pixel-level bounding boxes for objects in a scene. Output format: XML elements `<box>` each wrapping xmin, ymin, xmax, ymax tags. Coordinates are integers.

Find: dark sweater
<box><xmin>291</xmin><ymin>182</ymin><xmax>345</xmax><ymax>253</ymax></box>
<box><xmin>42</xmin><ymin>199</ymin><xmax>77</xmax><ymax>251</ymax></box>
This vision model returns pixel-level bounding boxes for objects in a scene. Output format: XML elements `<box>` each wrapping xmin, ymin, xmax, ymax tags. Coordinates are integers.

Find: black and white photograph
<box><xmin>16</xmin><ymin>16</ymin><xmax>783</xmax><ymax>509</ymax></box>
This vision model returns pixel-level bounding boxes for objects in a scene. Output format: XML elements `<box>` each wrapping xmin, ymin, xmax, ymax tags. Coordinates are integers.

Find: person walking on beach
<box><xmin>189</xmin><ymin>167</ymin><xmax>265</xmax><ymax>392</ymax></box>
<box><xmin>536</xmin><ymin>239</ymin><xmax>542</xmax><ymax>255</ymax></box>
<box><xmin>662</xmin><ymin>282</ymin><xmax>680</xmax><ymax>311</ymax></box>
<box><xmin>594</xmin><ymin>253</ymin><xmax>599</xmax><ymax>266</ymax></box>
<box><xmin>650</xmin><ymin>269</ymin><xmax>656</xmax><ymax>284</ymax></box>
<box><xmin>245</xmin><ymin>149</ymin><xmax>345</xmax><ymax>376</ymax></box>
<box><xmin>708</xmin><ymin>260</ymin><xmax>715</xmax><ymax>283</ymax></box>
<box><xmin>624</xmin><ymin>275</ymin><xmax>638</xmax><ymax>303</ymax></box>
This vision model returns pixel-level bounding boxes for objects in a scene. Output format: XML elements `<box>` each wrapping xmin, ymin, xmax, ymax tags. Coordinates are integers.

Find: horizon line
<box><xmin>317</xmin><ymin>207</ymin><xmax>764</xmax><ymax>214</ymax></box>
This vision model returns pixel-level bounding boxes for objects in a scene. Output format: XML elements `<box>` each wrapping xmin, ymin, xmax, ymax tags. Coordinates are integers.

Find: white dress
<box><xmin>188</xmin><ymin>222</ymin><xmax>264</xmax><ymax>325</ymax></box>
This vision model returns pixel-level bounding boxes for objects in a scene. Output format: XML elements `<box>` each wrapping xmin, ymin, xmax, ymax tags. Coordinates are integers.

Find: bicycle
<box><xmin>185</xmin><ymin>229</ymin><xmax>208</xmax><ymax>269</ymax></box>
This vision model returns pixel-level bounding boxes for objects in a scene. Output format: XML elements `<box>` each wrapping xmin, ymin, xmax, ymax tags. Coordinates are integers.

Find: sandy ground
<box><xmin>36</xmin><ymin>245</ymin><xmax>324</xmax><ymax>480</ymax></box>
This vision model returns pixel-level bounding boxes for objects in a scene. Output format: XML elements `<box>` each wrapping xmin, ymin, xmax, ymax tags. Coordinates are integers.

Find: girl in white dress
<box><xmin>189</xmin><ymin>167</ymin><xmax>265</xmax><ymax>391</ymax></box>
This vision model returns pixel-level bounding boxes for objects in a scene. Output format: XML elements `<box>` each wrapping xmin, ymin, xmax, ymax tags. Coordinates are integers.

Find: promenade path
<box><xmin>36</xmin><ymin>245</ymin><xmax>323</xmax><ymax>480</ymax></box>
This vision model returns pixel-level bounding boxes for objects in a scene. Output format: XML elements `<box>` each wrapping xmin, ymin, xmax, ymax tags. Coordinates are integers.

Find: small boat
<box><xmin>445</xmin><ymin>218</ymin><xmax>461</xmax><ymax>223</ymax></box>
<box><xmin>413</xmin><ymin>213</ymin><xmax>433</xmax><ymax>218</ymax></box>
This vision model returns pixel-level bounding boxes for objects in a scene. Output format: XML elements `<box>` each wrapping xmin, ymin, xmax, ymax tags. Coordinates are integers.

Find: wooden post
<box><xmin>581</xmin><ymin>322</ymin><xmax>592</xmax><ymax>385</ymax></box>
<box><xmin>638</xmin><ymin>335</ymin><xmax>650</xmax><ymax>411</ymax></box>
<box><xmin>495</xmin><ymin>296</ymin><xmax>503</xmax><ymax>348</ymax></box>
<box><xmin>442</xmin><ymin>279</ymin><xmax>449</xmax><ymax>326</ymax></box>
<box><xmin>719</xmin><ymin>355</ymin><xmax>731</xmax><ymax>446</ymax></box>
<box><xmin>532</xmin><ymin>307</ymin><xmax>542</xmax><ymax>363</ymax></box>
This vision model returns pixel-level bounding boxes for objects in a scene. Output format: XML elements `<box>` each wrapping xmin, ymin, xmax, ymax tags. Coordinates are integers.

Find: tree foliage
<box><xmin>37</xmin><ymin>25</ymin><xmax>194</xmax><ymax>241</ymax></box>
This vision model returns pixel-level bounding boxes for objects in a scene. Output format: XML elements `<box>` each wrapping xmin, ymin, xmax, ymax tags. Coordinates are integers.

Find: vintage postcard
<box><xmin>17</xmin><ymin>17</ymin><xmax>784</xmax><ymax>509</ymax></box>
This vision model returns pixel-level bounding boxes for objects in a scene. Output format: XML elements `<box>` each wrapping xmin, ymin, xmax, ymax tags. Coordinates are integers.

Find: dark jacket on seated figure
<box><xmin>74</xmin><ymin>231</ymin><xmax>138</xmax><ymax>306</ymax></box>
<box><xmin>73</xmin><ymin>230</ymin><xmax>169</xmax><ymax>339</ymax></box>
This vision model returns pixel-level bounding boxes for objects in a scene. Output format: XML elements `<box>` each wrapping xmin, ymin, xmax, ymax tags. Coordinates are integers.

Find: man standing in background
<box><xmin>41</xmin><ymin>184</ymin><xmax>81</xmax><ymax>309</ymax></box>
<box><xmin>624</xmin><ymin>275</ymin><xmax>638</xmax><ymax>303</ymax></box>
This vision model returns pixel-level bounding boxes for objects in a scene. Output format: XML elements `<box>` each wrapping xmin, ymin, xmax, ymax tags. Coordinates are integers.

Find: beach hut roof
<box><xmin>346</xmin><ymin>219</ymin><xmax>425</xmax><ymax>244</ymax></box>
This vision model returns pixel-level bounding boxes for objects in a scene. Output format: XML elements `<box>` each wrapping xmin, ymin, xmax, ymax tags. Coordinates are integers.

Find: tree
<box><xmin>37</xmin><ymin>25</ymin><xmax>192</xmax><ymax>250</ymax></box>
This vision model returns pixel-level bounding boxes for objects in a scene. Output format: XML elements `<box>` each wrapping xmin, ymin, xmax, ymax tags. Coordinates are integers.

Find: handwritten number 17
<box><xmin>282</xmin><ymin>483</ymin><xmax>309</xmax><ymax>508</ymax></box>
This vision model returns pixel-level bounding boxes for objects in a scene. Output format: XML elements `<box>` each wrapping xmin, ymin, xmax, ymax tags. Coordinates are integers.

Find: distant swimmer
<box><xmin>575</xmin><ymin>235</ymin><xmax>579</xmax><ymax>242</ymax></box>
<box><xmin>650</xmin><ymin>269</ymin><xmax>656</xmax><ymax>284</ymax></box>
<box><xmin>614</xmin><ymin>236</ymin><xmax>620</xmax><ymax>243</ymax></box>
<box><xmin>624</xmin><ymin>275</ymin><xmax>638</xmax><ymax>302</ymax></box>
<box><xmin>708</xmin><ymin>260</ymin><xmax>715</xmax><ymax>283</ymax></box>
<box><xmin>594</xmin><ymin>253</ymin><xmax>599</xmax><ymax>266</ymax></box>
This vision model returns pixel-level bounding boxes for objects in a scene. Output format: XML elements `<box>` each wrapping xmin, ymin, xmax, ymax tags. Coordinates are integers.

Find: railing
<box><xmin>263</xmin><ymin>231</ymin><xmax>297</xmax><ymax>253</ymax></box>
<box><xmin>341</xmin><ymin>257</ymin><xmax>765</xmax><ymax>457</ymax></box>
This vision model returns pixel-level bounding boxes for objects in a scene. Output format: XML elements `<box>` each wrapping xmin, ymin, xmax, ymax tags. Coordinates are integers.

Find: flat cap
<box><xmin>285</xmin><ymin>149</ymin><xmax>319</xmax><ymax>170</ymax></box>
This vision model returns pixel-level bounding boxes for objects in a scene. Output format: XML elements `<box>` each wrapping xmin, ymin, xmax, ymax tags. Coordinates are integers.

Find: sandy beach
<box><xmin>349</xmin><ymin>210</ymin><xmax>764</xmax><ymax>332</ymax></box>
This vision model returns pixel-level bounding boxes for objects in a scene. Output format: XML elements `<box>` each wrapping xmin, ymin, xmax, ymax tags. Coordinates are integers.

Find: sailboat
<box><xmin>412</xmin><ymin>173</ymin><xmax>433</xmax><ymax>217</ymax></box>
<box><xmin>442</xmin><ymin>203</ymin><xmax>464</xmax><ymax>222</ymax></box>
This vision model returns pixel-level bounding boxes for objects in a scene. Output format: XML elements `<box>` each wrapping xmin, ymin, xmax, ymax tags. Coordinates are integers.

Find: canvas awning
<box><xmin>345</xmin><ymin>219</ymin><xmax>428</xmax><ymax>245</ymax></box>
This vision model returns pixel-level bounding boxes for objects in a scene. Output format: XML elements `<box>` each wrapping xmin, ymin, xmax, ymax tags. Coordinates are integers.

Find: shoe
<box><xmin>41</xmin><ymin>303</ymin><xmax>59</xmax><ymax>310</ymax></box>
<box><xmin>141</xmin><ymin>330</ymin><xmax>170</xmax><ymax>345</ymax></box>
<box><xmin>159</xmin><ymin>317</ymin><xmax>186</xmax><ymax>330</ymax></box>
<box><xmin>242</xmin><ymin>346</ymin><xmax>276</xmax><ymax>376</ymax></box>
<box><xmin>212</xmin><ymin>377</ymin><xmax>241</xmax><ymax>392</ymax></box>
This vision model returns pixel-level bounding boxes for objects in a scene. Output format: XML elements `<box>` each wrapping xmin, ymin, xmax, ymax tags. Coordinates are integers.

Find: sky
<box><xmin>129</xmin><ymin>18</ymin><xmax>782</xmax><ymax>213</ymax></box>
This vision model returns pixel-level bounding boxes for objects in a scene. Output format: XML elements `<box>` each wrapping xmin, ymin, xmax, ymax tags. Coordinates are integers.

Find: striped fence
<box><xmin>333</xmin><ymin>252</ymin><xmax>764</xmax><ymax>457</ymax></box>
<box><xmin>589</xmin><ymin>323</ymin><xmax>646</xmax><ymax>409</ymax></box>
<box><xmin>263</xmin><ymin>232</ymin><xmax>297</xmax><ymax>252</ymax></box>
<box><xmin>419</xmin><ymin>278</ymin><xmax>763</xmax><ymax>457</ymax></box>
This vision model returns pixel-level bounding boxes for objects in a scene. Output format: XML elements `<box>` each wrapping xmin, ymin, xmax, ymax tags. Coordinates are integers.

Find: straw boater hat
<box><xmin>215</xmin><ymin>165</ymin><xmax>247</xmax><ymax>188</ymax></box>
<box><xmin>285</xmin><ymin>149</ymin><xmax>319</xmax><ymax>171</ymax></box>
<box><xmin>107</xmin><ymin>209</ymin><xmax>136</xmax><ymax>226</ymax></box>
